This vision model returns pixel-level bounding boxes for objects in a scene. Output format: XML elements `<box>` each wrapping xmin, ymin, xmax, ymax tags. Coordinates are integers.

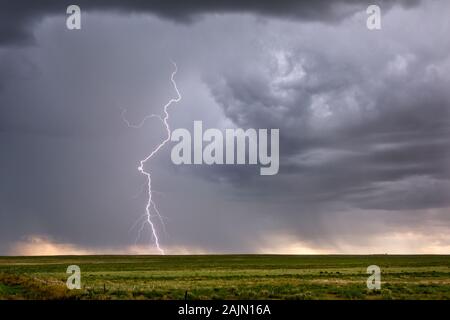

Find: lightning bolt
<box><xmin>122</xmin><ymin>62</ymin><xmax>181</xmax><ymax>255</ymax></box>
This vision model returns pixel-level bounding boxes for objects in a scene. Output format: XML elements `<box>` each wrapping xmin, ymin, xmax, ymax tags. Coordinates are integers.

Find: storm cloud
<box><xmin>0</xmin><ymin>0</ymin><xmax>449</xmax><ymax>254</ymax></box>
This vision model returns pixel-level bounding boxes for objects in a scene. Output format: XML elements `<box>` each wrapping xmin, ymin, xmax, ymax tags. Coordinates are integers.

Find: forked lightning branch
<box><xmin>122</xmin><ymin>62</ymin><xmax>181</xmax><ymax>255</ymax></box>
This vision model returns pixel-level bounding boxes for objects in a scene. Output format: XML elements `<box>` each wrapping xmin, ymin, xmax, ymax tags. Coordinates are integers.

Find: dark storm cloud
<box><xmin>0</xmin><ymin>0</ymin><xmax>449</xmax><ymax>254</ymax></box>
<box><xmin>0</xmin><ymin>0</ymin><xmax>419</xmax><ymax>45</ymax></box>
<box><xmin>203</xmin><ymin>5</ymin><xmax>450</xmax><ymax>212</ymax></box>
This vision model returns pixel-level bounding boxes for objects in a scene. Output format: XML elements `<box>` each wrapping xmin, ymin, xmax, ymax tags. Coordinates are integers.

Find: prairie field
<box><xmin>0</xmin><ymin>255</ymin><xmax>449</xmax><ymax>300</ymax></box>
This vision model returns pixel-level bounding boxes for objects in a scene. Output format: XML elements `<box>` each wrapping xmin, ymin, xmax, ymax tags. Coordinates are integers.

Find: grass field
<box><xmin>0</xmin><ymin>255</ymin><xmax>449</xmax><ymax>300</ymax></box>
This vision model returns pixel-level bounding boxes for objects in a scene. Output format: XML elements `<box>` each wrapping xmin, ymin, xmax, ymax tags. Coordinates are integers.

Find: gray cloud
<box><xmin>1</xmin><ymin>1</ymin><xmax>449</xmax><ymax>254</ymax></box>
<box><xmin>204</xmin><ymin>3</ymin><xmax>450</xmax><ymax>214</ymax></box>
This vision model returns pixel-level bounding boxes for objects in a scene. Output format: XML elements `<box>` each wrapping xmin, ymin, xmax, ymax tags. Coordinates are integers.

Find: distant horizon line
<box><xmin>1</xmin><ymin>253</ymin><xmax>449</xmax><ymax>257</ymax></box>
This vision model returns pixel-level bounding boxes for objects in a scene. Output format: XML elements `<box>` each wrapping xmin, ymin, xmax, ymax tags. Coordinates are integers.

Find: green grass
<box><xmin>0</xmin><ymin>255</ymin><xmax>449</xmax><ymax>300</ymax></box>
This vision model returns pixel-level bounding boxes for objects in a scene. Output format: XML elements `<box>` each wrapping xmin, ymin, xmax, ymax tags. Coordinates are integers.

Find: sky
<box><xmin>1</xmin><ymin>0</ymin><xmax>450</xmax><ymax>255</ymax></box>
